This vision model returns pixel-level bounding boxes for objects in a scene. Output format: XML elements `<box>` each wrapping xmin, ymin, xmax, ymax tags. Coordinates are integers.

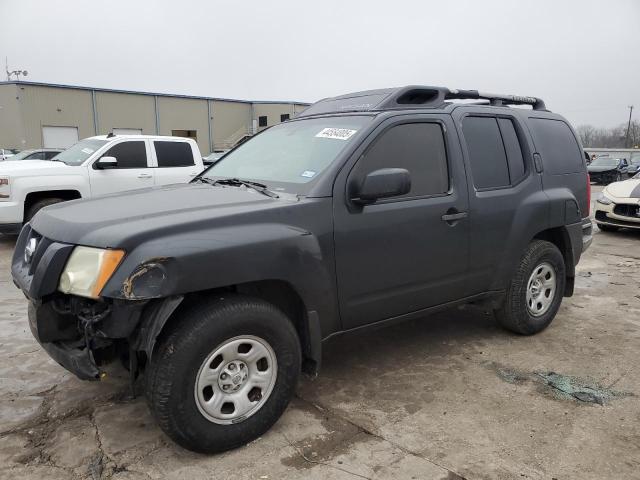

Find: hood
<box><xmin>0</xmin><ymin>159</ymin><xmax>70</xmax><ymax>175</ymax></box>
<box><xmin>606</xmin><ymin>178</ymin><xmax>640</xmax><ymax>199</ymax></box>
<box><xmin>31</xmin><ymin>183</ymin><xmax>294</xmax><ymax>248</ymax></box>
<box><xmin>587</xmin><ymin>165</ymin><xmax>617</xmax><ymax>173</ymax></box>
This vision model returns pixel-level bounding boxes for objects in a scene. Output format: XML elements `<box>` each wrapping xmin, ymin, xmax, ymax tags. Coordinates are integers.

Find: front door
<box><xmin>333</xmin><ymin>116</ymin><xmax>470</xmax><ymax>329</ymax></box>
<box><xmin>88</xmin><ymin>140</ymin><xmax>154</xmax><ymax>196</ymax></box>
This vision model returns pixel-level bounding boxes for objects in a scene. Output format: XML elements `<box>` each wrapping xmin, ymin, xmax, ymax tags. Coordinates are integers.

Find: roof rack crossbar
<box><xmin>446</xmin><ymin>89</ymin><xmax>546</xmax><ymax>110</ymax></box>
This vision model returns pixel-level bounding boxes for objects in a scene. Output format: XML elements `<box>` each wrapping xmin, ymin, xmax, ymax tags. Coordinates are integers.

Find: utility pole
<box><xmin>625</xmin><ymin>105</ymin><xmax>634</xmax><ymax>148</ymax></box>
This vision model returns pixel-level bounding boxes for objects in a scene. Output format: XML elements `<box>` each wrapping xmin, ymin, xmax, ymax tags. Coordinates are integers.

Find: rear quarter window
<box><xmin>528</xmin><ymin>118</ymin><xmax>583</xmax><ymax>175</ymax></box>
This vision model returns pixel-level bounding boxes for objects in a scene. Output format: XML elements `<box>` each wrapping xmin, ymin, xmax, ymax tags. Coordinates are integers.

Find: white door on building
<box><xmin>42</xmin><ymin>126</ymin><xmax>79</xmax><ymax>148</ymax></box>
<box><xmin>88</xmin><ymin>139</ymin><xmax>155</xmax><ymax>196</ymax></box>
<box><xmin>112</xmin><ymin>128</ymin><xmax>143</xmax><ymax>136</ymax></box>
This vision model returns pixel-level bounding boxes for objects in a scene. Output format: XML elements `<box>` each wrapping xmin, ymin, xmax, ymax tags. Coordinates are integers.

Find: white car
<box><xmin>594</xmin><ymin>172</ymin><xmax>640</xmax><ymax>231</ymax></box>
<box><xmin>0</xmin><ymin>135</ymin><xmax>204</xmax><ymax>234</ymax></box>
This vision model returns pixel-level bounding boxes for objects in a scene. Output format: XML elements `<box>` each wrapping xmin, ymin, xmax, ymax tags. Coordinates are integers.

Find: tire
<box><xmin>25</xmin><ymin>198</ymin><xmax>64</xmax><ymax>223</ymax></box>
<box><xmin>145</xmin><ymin>294</ymin><xmax>301</xmax><ymax>453</ymax></box>
<box><xmin>597</xmin><ymin>223</ymin><xmax>619</xmax><ymax>232</ymax></box>
<box><xmin>495</xmin><ymin>240</ymin><xmax>566</xmax><ymax>335</ymax></box>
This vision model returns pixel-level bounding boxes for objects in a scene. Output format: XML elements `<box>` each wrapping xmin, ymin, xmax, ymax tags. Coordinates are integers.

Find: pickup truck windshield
<box><xmin>52</xmin><ymin>139</ymin><xmax>108</xmax><ymax>166</ymax></box>
<box><xmin>202</xmin><ymin>116</ymin><xmax>371</xmax><ymax>194</ymax></box>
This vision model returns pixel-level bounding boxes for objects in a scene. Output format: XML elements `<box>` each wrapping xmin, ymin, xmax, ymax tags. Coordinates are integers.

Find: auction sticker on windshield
<box><xmin>315</xmin><ymin>128</ymin><xmax>357</xmax><ymax>140</ymax></box>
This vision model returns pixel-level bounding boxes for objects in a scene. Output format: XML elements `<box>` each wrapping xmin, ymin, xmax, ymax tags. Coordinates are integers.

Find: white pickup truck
<box><xmin>0</xmin><ymin>135</ymin><xmax>205</xmax><ymax>234</ymax></box>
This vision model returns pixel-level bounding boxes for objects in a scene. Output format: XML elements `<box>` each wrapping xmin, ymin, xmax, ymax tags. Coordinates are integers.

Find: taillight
<box><xmin>586</xmin><ymin>173</ymin><xmax>591</xmax><ymax>216</ymax></box>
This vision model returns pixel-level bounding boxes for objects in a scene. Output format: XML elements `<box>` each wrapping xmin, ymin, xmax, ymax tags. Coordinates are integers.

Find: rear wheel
<box><xmin>145</xmin><ymin>295</ymin><xmax>301</xmax><ymax>453</ymax></box>
<box><xmin>596</xmin><ymin>223</ymin><xmax>619</xmax><ymax>232</ymax></box>
<box><xmin>25</xmin><ymin>198</ymin><xmax>64</xmax><ymax>223</ymax></box>
<box><xmin>495</xmin><ymin>240</ymin><xmax>565</xmax><ymax>335</ymax></box>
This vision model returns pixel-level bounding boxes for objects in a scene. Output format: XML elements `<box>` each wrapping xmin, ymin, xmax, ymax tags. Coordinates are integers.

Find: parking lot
<box><xmin>0</xmin><ymin>185</ymin><xmax>639</xmax><ymax>480</ymax></box>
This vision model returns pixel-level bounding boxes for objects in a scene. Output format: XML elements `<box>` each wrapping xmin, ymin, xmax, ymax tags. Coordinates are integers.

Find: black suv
<box><xmin>12</xmin><ymin>86</ymin><xmax>592</xmax><ymax>453</ymax></box>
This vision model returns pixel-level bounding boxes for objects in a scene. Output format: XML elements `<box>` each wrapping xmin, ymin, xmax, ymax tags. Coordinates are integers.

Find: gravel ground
<box><xmin>1</xmin><ymin>185</ymin><xmax>639</xmax><ymax>480</ymax></box>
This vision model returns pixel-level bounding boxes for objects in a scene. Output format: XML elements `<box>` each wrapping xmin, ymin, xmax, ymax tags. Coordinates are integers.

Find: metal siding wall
<box><xmin>0</xmin><ymin>84</ymin><xmax>23</xmax><ymax>149</ymax></box>
<box><xmin>211</xmin><ymin>101</ymin><xmax>251</xmax><ymax>150</ymax></box>
<box><xmin>95</xmin><ymin>91</ymin><xmax>156</xmax><ymax>135</ymax></box>
<box><xmin>253</xmin><ymin>103</ymin><xmax>299</xmax><ymax>132</ymax></box>
<box><xmin>156</xmin><ymin>96</ymin><xmax>209</xmax><ymax>154</ymax></box>
<box><xmin>18</xmin><ymin>85</ymin><xmax>94</xmax><ymax>148</ymax></box>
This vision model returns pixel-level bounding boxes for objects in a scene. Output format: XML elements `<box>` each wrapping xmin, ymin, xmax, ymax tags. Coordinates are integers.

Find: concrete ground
<box><xmin>1</xmin><ymin>185</ymin><xmax>639</xmax><ymax>480</ymax></box>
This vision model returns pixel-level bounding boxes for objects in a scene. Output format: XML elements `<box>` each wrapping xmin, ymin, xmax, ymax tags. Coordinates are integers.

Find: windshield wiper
<box><xmin>199</xmin><ymin>177</ymin><xmax>279</xmax><ymax>198</ymax></box>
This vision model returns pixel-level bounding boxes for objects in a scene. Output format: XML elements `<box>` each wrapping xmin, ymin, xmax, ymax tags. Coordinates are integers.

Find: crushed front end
<box><xmin>12</xmin><ymin>225</ymin><xmax>150</xmax><ymax>380</ymax></box>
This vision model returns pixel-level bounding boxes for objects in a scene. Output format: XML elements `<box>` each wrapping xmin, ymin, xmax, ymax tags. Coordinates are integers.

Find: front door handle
<box><xmin>441</xmin><ymin>210</ymin><xmax>468</xmax><ymax>224</ymax></box>
<box><xmin>138</xmin><ymin>173</ymin><xmax>153</xmax><ymax>179</ymax></box>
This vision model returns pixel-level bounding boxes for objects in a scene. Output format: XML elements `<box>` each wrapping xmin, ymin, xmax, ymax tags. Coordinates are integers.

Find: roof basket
<box><xmin>446</xmin><ymin>89</ymin><xmax>546</xmax><ymax>110</ymax></box>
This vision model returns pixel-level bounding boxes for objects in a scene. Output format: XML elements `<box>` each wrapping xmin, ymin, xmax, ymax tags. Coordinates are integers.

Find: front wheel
<box><xmin>495</xmin><ymin>240</ymin><xmax>566</xmax><ymax>335</ymax></box>
<box><xmin>145</xmin><ymin>295</ymin><xmax>301</xmax><ymax>453</ymax></box>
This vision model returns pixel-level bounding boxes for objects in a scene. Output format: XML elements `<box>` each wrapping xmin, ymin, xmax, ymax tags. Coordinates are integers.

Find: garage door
<box><xmin>112</xmin><ymin>128</ymin><xmax>143</xmax><ymax>135</ymax></box>
<box><xmin>42</xmin><ymin>126</ymin><xmax>79</xmax><ymax>148</ymax></box>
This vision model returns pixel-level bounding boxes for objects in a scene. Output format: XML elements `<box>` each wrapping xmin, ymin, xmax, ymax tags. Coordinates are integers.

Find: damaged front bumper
<box><xmin>12</xmin><ymin>225</ymin><xmax>182</xmax><ymax>381</ymax></box>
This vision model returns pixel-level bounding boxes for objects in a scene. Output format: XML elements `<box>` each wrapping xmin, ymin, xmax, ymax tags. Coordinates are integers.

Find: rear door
<box><xmin>88</xmin><ymin>139</ymin><xmax>154</xmax><ymax>196</ymax></box>
<box><xmin>151</xmin><ymin>140</ymin><xmax>201</xmax><ymax>186</ymax></box>
<box><xmin>452</xmin><ymin>107</ymin><xmax>543</xmax><ymax>294</ymax></box>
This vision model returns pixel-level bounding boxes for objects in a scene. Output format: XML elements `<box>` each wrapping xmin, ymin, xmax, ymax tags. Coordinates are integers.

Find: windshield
<box><xmin>202</xmin><ymin>116</ymin><xmax>371</xmax><ymax>193</ymax></box>
<box><xmin>590</xmin><ymin>157</ymin><xmax>619</xmax><ymax>167</ymax></box>
<box><xmin>8</xmin><ymin>150</ymin><xmax>35</xmax><ymax>160</ymax></box>
<box><xmin>51</xmin><ymin>139</ymin><xmax>108</xmax><ymax>166</ymax></box>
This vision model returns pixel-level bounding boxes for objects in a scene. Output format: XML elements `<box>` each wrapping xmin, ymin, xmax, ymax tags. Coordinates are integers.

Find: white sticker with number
<box><xmin>315</xmin><ymin>128</ymin><xmax>358</xmax><ymax>141</ymax></box>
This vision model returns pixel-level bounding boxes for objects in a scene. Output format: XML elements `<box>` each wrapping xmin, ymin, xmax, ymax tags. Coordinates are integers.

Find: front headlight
<box><xmin>596</xmin><ymin>191</ymin><xmax>613</xmax><ymax>205</ymax></box>
<box><xmin>58</xmin><ymin>246</ymin><xmax>125</xmax><ymax>299</ymax></box>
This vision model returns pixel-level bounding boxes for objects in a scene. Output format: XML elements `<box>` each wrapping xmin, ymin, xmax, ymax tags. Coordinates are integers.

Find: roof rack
<box><xmin>298</xmin><ymin>85</ymin><xmax>547</xmax><ymax>117</ymax></box>
<box><xmin>445</xmin><ymin>89</ymin><xmax>546</xmax><ymax>110</ymax></box>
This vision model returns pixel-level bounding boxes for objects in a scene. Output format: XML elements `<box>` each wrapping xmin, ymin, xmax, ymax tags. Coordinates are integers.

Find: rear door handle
<box><xmin>138</xmin><ymin>173</ymin><xmax>153</xmax><ymax>179</ymax></box>
<box><xmin>441</xmin><ymin>211</ymin><xmax>468</xmax><ymax>223</ymax></box>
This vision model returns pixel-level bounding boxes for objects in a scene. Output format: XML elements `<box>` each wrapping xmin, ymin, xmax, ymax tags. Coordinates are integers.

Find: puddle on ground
<box><xmin>493</xmin><ymin>364</ymin><xmax>631</xmax><ymax>405</ymax></box>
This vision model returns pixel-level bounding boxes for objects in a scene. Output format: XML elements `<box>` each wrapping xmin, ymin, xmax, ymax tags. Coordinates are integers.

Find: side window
<box><xmin>352</xmin><ymin>123</ymin><xmax>449</xmax><ymax>198</ymax></box>
<box><xmin>463</xmin><ymin>117</ymin><xmax>510</xmax><ymax>189</ymax></box>
<box><xmin>154</xmin><ymin>141</ymin><xmax>195</xmax><ymax>167</ymax></box>
<box><xmin>44</xmin><ymin>151</ymin><xmax>59</xmax><ymax>160</ymax></box>
<box><xmin>26</xmin><ymin>152</ymin><xmax>44</xmax><ymax>160</ymax></box>
<box><xmin>497</xmin><ymin>118</ymin><xmax>526</xmax><ymax>183</ymax></box>
<box><xmin>528</xmin><ymin>118</ymin><xmax>583</xmax><ymax>174</ymax></box>
<box><xmin>101</xmin><ymin>141</ymin><xmax>147</xmax><ymax>169</ymax></box>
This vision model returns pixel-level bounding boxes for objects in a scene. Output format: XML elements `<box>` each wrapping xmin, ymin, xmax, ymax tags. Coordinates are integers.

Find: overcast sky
<box><xmin>1</xmin><ymin>0</ymin><xmax>638</xmax><ymax>127</ymax></box>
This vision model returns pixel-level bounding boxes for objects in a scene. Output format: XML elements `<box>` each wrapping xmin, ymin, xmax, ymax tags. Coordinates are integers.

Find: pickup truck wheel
<box><xmin>495</xmin><ymin>240</ymin><xmax>565</xmax><ymax>335</ymax></box>
<box><xmin>25</xmin><ymin>198</ymin><xmax>64</xmax><ymax>223</ymax></box>
<box><xmin>145</xmin><ymin>295</ymin><xmax>301</xmax><ymax>453</ymax></box>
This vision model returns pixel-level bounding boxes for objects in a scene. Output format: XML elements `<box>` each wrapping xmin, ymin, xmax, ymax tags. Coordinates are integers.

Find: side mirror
<box><xmin>352</xmin><ymin>168</ymin><xmax>411</xmax><ymax>205</ymax></box>
<box><xmin>96</xmin><ymin>156</ymin><xmax>118</xmax><ymax>169</ymax></box>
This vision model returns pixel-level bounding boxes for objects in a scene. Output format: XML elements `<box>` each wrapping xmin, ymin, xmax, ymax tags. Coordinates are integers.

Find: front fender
<box><xmin>101</xmin><ymin>223</ymin><xmax>338</xmax><ymax>331</ymax></box>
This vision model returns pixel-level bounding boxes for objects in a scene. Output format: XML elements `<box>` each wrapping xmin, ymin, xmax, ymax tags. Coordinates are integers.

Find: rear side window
<box><xmin>102</xmin><ymin>141</ymin><xmax>147</xmax><ymax>169</ymax></box>
<box><xmin>463</xmin><ymin>116</ymin><xmax>527</xmax><ymax>189</ymax></box>
<box><xmin>528</xmin><ymin>118</ymin><xmax>583</xmax><ymax>174</ymax></box>
<box><xmin>497</xmin><ymin>118</ymin><xmax>526</xmax><ymax>182</ymax></box>
<box><xmin>463</xmin><ymin>117</ymin><xmax>510</xmax><ymax>189</ymax></box>
<box><xmin>154</xmin><ymin>141</ymin><xmax>195</xmax><ymax>167</ymax></box>
<box><xmin>352</xmin><ymin>122</ymin><xmax>449</xmax><ymax>198</ymax></box>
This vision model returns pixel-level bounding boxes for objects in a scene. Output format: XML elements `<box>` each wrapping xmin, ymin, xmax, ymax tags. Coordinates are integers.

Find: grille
<box><xmin>613</xmin><ymin>204</ymin><xmax>640</xmax><ymax>218</ymax></box>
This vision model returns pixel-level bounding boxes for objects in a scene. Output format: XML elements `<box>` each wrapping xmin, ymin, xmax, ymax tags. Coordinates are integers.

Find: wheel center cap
<box><xmin>531</xmin><ymin>280</ymin><xmax>541</xmax><ymax>296</ymax></box>
<box><xmin>218</xmin><ymin>360</ymin><xmax>249</xmax><ymax>392</ymax></box>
